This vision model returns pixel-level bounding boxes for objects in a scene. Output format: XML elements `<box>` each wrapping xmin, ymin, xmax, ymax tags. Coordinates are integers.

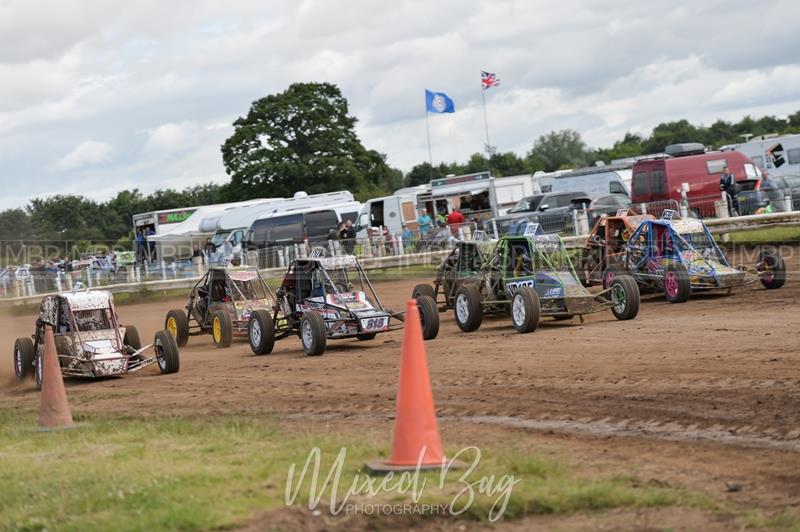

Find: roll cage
<box><xmin>189</xmin><ymin>267</ymin><xmax>274</xmax><ymax>326</ymax></box>
<box><xmin>281</xmin><ymin>256</ymin><xmax>386</xmax><ymax>316</ymax></box>
<box><xmin>625</xmin><ymin>216</ymin><xmax>730</xmax><ymax>275</ymax></box>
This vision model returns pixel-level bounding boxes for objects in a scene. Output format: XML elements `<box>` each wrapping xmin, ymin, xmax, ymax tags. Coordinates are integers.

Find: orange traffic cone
<box><xmin>38</xmin><ymin>325</ymin><xmax>74</xmax><ymax>430</ymax></box>
<box><xmin>366</xmin><ymin>299</ymin><xmax>450</xmax><ymax>473</ymax></box>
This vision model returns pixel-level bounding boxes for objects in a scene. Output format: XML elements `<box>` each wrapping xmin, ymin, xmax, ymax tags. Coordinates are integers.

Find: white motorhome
<box><xmin>723</xmin><ymin>134</ymin><xmax>800</xmax><ymax>178</ymax></box>
<box><xmin>356</xmin><ymin>172</ymin><xmax>540</xmax><ymax>237</ymax></box>
<box><xmin>209</xmin><ymin>191</ymin><xmax>355</xmax><ymax>252</ymax></box>
<box><xmin>202</xmin><ymin>198</ymin><xmax>284</xmax><ymax>246</ymax></box>
<box><xmin>426</xmin><ymin>171</ymin><xmax>540</xmax><ymax>218</ymax></box>
<box><xmin>133</xmin><ymin>206</ymin><xmax>200</xmax><ymax>237</ymax></box>
<box><xmin>134</xmin><ymin>200</ymin><xmax>265</xmax><ymax>260</ymax></box>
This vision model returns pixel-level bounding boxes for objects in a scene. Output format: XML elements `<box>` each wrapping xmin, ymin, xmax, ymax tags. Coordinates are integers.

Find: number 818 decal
<box><xmin>360</xmin><ymin>317</ymin><xmax>389</xmax><ymax>332</ymax></box>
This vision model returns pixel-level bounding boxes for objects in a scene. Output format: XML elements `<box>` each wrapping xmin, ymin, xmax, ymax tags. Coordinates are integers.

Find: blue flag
<box><xmin>425</xmin><ymin>89</ymin><xmax>455</xmax><ymax>113</ymax></box>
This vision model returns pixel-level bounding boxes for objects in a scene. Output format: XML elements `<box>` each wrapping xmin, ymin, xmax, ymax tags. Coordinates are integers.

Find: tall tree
<box><xmin>488</xmin><ymin>151</ymin><xmax>531</xmax><ymax>176</ymax></box>
<box><xmin>221</xmin><ymin>82</ymin><xmax>393</xmax><ymax>200</ymax></box>
<box><xmin>27</xmin><ymin>195</ymin><xmax>106</xmax><ymax>241</ymax></box>
<box><xmin>595</xmin><ymin>132</ymin><xmax>645</xmax><ymax>162</ymax></box>
<box><xmin>404</xmin><ymin>161</ymin><xmax>465</xmax><ymax>187</ymax></box>
<box><xmin>527</xmin><ymin>129</ymin><xmax>592</xmax><ymax>172</ymax></box>
<box><xmin>642</xmin><ymin>119</ymin><xmax>708</xmax><ymax>153</ymax></box>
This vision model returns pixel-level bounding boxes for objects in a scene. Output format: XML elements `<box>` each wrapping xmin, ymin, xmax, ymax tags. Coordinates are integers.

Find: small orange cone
<box><xmin>366</xmin><ymin>300</ymin><xmax>449</xmax><ymax>473</ymax></box>
<box><xmin>38</xmin><ymin>325</ymin><xmax>74</xmax><ymax>430</ymax></box>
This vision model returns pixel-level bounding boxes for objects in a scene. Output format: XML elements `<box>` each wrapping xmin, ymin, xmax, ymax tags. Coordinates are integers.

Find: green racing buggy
<box><xmin>413</xmin><ymin>225</ymin><xmax>640</xmax><ymax>333</ymax></box>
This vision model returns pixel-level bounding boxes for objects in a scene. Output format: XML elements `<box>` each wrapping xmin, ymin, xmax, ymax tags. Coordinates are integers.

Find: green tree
<box><xmin>595</xmin><ymin>132</ymin><xmax>645</xmax><ymax>162</ymax></box>
<box><xmin>221</xmin><ymin>82</ymin><xmax>393</xmax><ymax>200</ymax></box>
<box><xmin>0</xmin><ymin>209</ymin><xmax>32</xmax><ymax>242</ymax></box>
<box><xmin>787</xmin><ymin>110</ymin><xmax>800</xmax><ymax>130</ymax></box>
<box><xmin>488</xmin><ymin>151</ymin><xmax>530</xmax><ymax>176</ymax></box>
<box><xmin>527</xmin><ymin>130</ymin><xmax>592</xmax><ymax>172</ymax></box>
<box><xmin>642</xmin><ymin>119</ymin><xmax>708</xmax><ymax>153</ymax></box>
<box><xmin>405</xmin><ymin>162</ymin><xmax>438</xmax><ymax>186</ymax></box>
<box><xmin>103</xmin><ymin>189</ymin><xmax>149</xmax><ymax>242</ymax></box>
<box><xmin>27</xmin><ymin>195</ymin><xmax>105</xmax><ymax>242</ymax></box>
<box><xmin>462</xmin><ymin>151</ymin><xmax>531</xmax><ymax>177</ymax></box>
<box><xmin>462</xmin><ymin>153</ymin><xmax>490</xmax><ymax>174</ymax></box>
<box><xmin>404</xmin><ymin>161</ymin><xmax>465</xmax><ymax>187</ymax></box>
<box><xmin>184</xmin><ymin>183</ymin><xmax>224</xmax><ymax>205</ymax></box>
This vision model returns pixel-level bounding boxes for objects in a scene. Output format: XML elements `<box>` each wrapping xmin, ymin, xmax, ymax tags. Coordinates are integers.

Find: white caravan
<box><xmin>135</xmin><ymin>199</ymin><xmax>266</xmax><ymax>260</ymax></box>
<box><xmin>425</xmin><ymin>171</ymin><xmax>540</xmax><ymax>218</ymax></box>
<box><xmin>723</xmin><ymin>134</ymin><xmax>800</xmax><ymax>179</ymax></box>
<box><xmin>356</xmin><ymin>172</ymin><xmax>541</xmax><ymax>237</ymax></box>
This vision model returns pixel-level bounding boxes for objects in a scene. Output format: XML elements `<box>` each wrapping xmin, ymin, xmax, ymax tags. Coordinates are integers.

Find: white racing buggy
<box><xmin>13</xmin><ymin>290</ymin><xmax>179</xmax><ymax>388</ymax></box>
<box><xmin>252</xmin><ymin>254</ymin><xmax>439</xmax><ymax>356</ymax></box>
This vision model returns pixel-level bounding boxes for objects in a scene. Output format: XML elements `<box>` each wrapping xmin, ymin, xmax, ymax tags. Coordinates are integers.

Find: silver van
<box><xmin>537</xmin><ymin>166</ymin><xmax>630</xmax><ymax>197</ymax></box>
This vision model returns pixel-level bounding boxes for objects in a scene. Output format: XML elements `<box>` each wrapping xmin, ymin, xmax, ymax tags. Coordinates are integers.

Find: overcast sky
<box><xmin>2</xmin><ymin>0</ymin><xmax>799</xmax><ymax>209</ymax></box>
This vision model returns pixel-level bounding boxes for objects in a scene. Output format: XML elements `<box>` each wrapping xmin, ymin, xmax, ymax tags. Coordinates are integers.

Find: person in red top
<box><xmin>446</xmin><ymin>208</ymin><xmax>465</xmax><ymax>236</ymax></box>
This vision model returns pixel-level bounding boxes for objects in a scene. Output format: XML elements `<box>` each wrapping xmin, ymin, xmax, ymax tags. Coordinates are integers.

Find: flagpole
<box><xmin>481</xmin><ymin>87</ymin><xmax>492</xmax><ymax>154</ymax></box>
<box><xmin>481</xmin><ymin>87</ymin><xmax>492</xmax><ymax>155</ymax></box>
<box><xmin>425</xmin><ymin>108</ymin><xmax>433</xmax><ymax>180</ymax></box>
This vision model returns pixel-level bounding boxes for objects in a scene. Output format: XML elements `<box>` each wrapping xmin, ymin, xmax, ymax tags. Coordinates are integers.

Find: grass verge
<box><xmin>719</xmin><ymin>227</ymin><xmax>800</xmax><ymax>245</ymax></box>
<box><xmin>0</xmin><ymin>408</ymin><xmax>709</xmax><ymax>531</ymax></box>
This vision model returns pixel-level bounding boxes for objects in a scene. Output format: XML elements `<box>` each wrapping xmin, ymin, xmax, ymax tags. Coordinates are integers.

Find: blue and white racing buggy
<box><xmin>606</xmin><ymin>210</ymin><xmax>786</xmax><ymax>303</ymax></box>
<box><xmin>264</xmin><ymin>255</ymin><xmax>439</xmax><ymax>356</ymax></box>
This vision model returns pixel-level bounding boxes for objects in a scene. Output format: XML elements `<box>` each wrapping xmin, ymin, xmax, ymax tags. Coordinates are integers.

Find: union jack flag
<box><xmin>481</xmin><ymin>70</ymin><xmax>500</xmax><ymax>90</ymax></box>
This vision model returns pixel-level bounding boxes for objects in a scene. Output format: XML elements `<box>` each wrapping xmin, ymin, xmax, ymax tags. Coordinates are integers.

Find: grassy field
<box><xmin>721</xmin><ymin>226</ymin><xmax>800</xmax><ymax>244</ymax></box>
<box><xmin>0</xmin><ymin>406</ymin><xmax>722</xmax><ymax>531</ymax></box>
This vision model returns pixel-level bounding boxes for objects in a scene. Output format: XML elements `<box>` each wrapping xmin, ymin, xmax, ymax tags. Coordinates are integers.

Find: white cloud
<box><xmin>144</xmin><ymin>121</ymin><xmax>201</xmax><ymax>153</ymax></box>
<box><xmin>51</xmin><ymin>140</ymin><xmax>115</xmax><ymax>171</ymax></box>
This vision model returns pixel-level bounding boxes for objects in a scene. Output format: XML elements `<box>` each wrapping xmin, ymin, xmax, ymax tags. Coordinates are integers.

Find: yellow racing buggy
<box><xmin>164</xmin><ymin>266</ymin><xmax>278</xmax><ymax>349</ymax></box>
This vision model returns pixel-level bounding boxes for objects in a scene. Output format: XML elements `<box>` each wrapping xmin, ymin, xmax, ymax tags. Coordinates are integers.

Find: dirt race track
<box><xmin>2</xmin><ymin>264</ymin><xmax>799</xmax><ymax>528</ymax></box>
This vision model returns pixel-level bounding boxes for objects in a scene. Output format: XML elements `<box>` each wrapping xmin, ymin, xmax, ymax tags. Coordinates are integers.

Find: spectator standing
<box><xmin>402</xmin><ymin>225</ymin><xmax>414</xmax><ymax>251</ymax></box>
<box><xmin>719</xmin><ymin>166</ymin><xmax>739</xmax><ymax>216</ymax></box>
<box><xmin>203</xmin><ymin>238</ymin><xmax>216</xmax><ymax>265</ymax></box>
<box><xmin>345</xmin><ymin>219</ymin><xmax>357</xmax><ymax>241</ymax></box>
<box><xmin>417</xmin><ymin>209</ymin><xmax>433</xmax><ymax>238</ymax></box>
<box><xmin>341</xmin><ymin>219</ymin><xmax>357</xmax><ymax>254</ymax></box>
<box><xmin>146</xmin><ymin>226</ymin><xmax>156</xmax><ymax>261</ymax></box>
<box><xmin>192</xmin><ymin>243</ymin><xmax>202</xmax><ymax>265</ymax></box>
<box><xmin>446</xmin><ymin>208</ymin><xmax>465</xmax><ymax>236</ymax></box>
<box><xmin>135</xmin><ymin>229</ymin><xmax>146</xmax><ymax>264</ymax></box>
<box><xmin>436</xmin><ymin>207</ymin><xmax>447</xmax><ymax>226</ymax></box>
<box><xmin>222</xmin><ymin>239</ymin><xmax>234</xmax><ymax>262</ymax></box>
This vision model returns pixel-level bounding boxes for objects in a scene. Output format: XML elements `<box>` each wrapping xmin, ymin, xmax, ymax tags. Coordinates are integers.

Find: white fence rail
<box><xmin>0</xmin><ymin>249</ymin><xmax>452</xmax><ymax>307</ymax></box>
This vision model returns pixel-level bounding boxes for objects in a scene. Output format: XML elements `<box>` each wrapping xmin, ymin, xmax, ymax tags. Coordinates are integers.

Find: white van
<box><xmin>535</xmin><ymin>165</ymin><xmax>630</xmax><ymax>197</ymax></box>
<box><xmin>356</xmin><ymin>194</ymin><xmax>422</xmax><ymax>238</ymax></box>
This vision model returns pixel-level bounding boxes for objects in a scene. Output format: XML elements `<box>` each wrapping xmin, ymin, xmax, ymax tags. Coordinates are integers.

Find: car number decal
<box><xmin>360</xmin><ymin>316</ymin><xmax>388</xmax><ymax>332</ymax></box>
<box><xmin>504</xmin><ymin>279</ymin><xmax>535</xmax><ymax>294</ymax></box>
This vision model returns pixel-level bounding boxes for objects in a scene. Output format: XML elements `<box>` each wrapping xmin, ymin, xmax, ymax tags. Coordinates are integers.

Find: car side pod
<box><xmin>365</xmin><ymin>300</ymin><xmax>458</xmax><ymax>474</ymax></box>
<box><xmin>38</xmin><ymin>325</ymin><xmax>74</xmax><ymax>431</ymax></box>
